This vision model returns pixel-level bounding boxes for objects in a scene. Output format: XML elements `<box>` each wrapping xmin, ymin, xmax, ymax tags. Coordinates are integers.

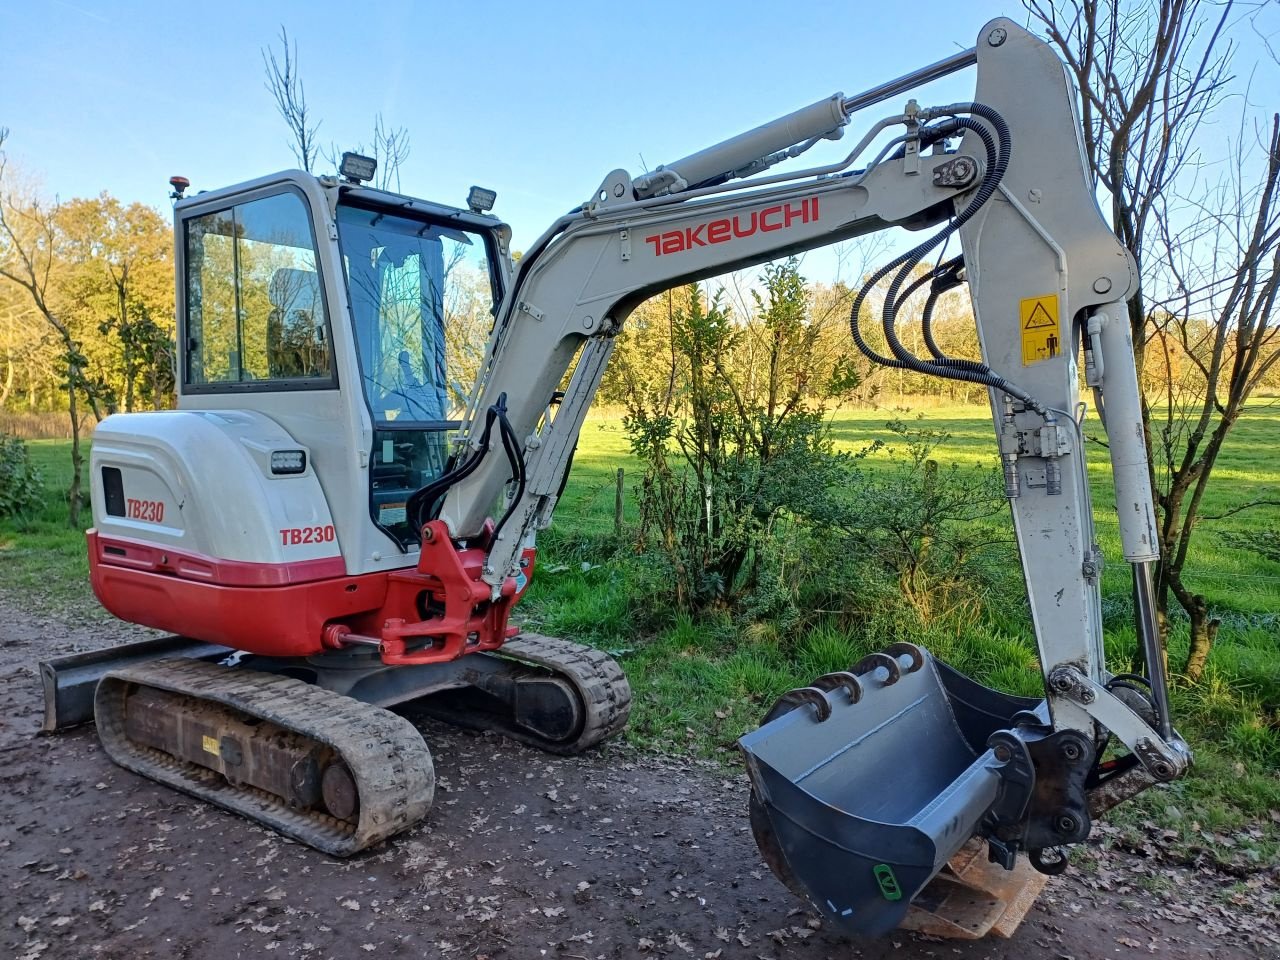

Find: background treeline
<box><xmin>0</xmin><ymin>191</ymin><xmax>174</xmax><ymax>433</ymax></box>
<box><xmin>3</xmin><ymin>202</ymin><xmax>1277</xmax><ymax>438</ymax></box>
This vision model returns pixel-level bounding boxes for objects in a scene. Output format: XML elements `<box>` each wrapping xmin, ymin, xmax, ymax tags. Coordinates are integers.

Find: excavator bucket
<box><xmin>739</xmin><ymin>643</ymin><xmax>1043</xmax><ymax>938</ymax></box>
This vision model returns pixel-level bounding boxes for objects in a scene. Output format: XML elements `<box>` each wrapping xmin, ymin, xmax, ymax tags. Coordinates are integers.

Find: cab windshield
<box><xmin>336</xmin><ymin>201</ymin><xmax>500</xmax><ymax>546</ymax></box>
<box><xmin>336</xmin><ymin>202</ymin><xmax>498</xmax><ymax>424</ymax></box>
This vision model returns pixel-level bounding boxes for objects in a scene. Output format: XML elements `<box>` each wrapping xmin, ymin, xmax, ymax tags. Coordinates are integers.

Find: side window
<box><xmin>185</xmin><ymin>191</ymin><xmax>332</xmax><ymax>387</ymax></box>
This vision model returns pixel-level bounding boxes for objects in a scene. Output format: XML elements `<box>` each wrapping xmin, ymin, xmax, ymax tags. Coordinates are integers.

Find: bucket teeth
<box><xmin>811</xmin><ymin>671</ymin><xmax>864</xmax><ymax>703</ymax></box>
<box><xmin>764</xmin><ymin>685</ymin><xmax>832</xmax><ymax>723</ymax></box>
<box><xmin>883</xmin><ymin>641</ymin><xmax>926</xmax><ymax>673</ymax></box>
<box><xmin>764</xmin><ymin>643</ymin><xmax>931</xmax><ymax>725</ymax></box>
<box><xmin>854</xmin><ymin>651</ymin><xmax>902</xmax><ymax>684</ymax></box>
<box><xmin>853</xmin><ymin>642</ymin><xmax>928</xmax><ymax>685</ymax></box>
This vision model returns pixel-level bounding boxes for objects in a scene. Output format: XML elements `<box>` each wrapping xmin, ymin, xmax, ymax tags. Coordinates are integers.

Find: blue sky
<box><xmin>2</xmin><ymin>0</ymin><xmax>1277</xmax><ymax>286</ymax></box>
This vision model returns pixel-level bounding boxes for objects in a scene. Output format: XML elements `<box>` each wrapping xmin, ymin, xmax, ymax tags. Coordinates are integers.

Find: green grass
<box><xmin>524</xmin><ymin>401</ymin><xmax>1280</xmax><ymax>868</ymax></box>
<box><xmin>3</xmin><ymin>402</ymin><xmax>1279</xmax><ymax>869</ymax></box>
<box><xmin>0</xmin><ymin>440</ymin><xmax>100</xmax><ymax>620</ymax></box>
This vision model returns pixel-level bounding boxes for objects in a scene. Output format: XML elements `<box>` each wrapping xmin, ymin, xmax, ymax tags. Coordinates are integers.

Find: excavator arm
<box><xmin>418</xmin><ymin>17</ymin><xmax>1190</xmax><ymax>934</ymax></box>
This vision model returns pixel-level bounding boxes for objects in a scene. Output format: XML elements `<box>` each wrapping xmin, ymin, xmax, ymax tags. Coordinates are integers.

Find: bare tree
<box><xmin>263</xmin><ymin>28</ymin><xmax>413</xmax><ymax>190</ymax></box>
<box><xmin>1026</xmin><ymin>0</ymin><xmax>1280</xmax><ymax>679</ymax></box>
<box><xmin>263</xmin><ymin>27</ymin><xmax>320</xmax><ymax>172</ymax></box>
<box><xmin>371</xmin><ymin>114</ymin><xmax>411</xmax><ymax>192</ymax></box>
<box><xmin>1149</xmin><ymin>115</ymin><xmax>1280</xmax><ymax>679</ymax></box>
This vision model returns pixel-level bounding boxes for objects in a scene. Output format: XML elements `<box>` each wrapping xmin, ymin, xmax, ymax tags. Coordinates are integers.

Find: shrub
<box><xmin>623</xmin><ymin>263</ymin><xmax>864</xmax><ymax>614</ymax></box>
<box><xmin>0</xmin><ymin>433</ymin><xmax>45</xmax><ymax>518</ymax></box>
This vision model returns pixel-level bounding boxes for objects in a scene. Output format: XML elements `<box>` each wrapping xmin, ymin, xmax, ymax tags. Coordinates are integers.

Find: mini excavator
<box><xmin>41</xmin><ymin>18</ymin><xmax>1190</xmax><ymax>938</ymax></box>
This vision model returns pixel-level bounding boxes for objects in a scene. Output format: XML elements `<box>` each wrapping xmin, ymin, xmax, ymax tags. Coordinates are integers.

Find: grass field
<box><xmin>2</xmin><ymin>402</ymin><xmax>1278</xmax><ymax>870</ymax></box>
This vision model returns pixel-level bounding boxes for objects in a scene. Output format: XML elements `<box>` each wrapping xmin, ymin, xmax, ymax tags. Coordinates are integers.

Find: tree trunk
<box><xmin>1182</xmin><ymin>594</ymin><xmax>1221</xmax><ymax>683</ymax></box>
<box><xmin>0</xmin><ymin>345</ymin><xmax>13</xmax><ymax>407</ymax></box>
<box><xmin>67</xmin><ymin>378</ymin><xmax>83</xmax><ymax>527</ymax></box>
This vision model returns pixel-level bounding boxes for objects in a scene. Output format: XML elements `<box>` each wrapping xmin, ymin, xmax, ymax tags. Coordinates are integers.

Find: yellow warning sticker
<box><xmin>1020</xmin><ymin>293</ymin><xmax>1061</xmax><ymax>365</ymax></box>
<box><xmin>202</xmin><ymin>735</ymin><xmax>220</xmax><ymax>757</ymax></box>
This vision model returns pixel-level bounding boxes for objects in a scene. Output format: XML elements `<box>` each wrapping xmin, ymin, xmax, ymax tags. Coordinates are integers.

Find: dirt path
<box><xmin>1</xmin><ymin>605</ymin><xmax>1274</xmax><ymax>960</ymax></box>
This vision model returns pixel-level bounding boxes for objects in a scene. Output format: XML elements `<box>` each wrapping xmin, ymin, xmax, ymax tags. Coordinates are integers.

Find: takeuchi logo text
<box><xmin>644</xmin><ymin>197</ymin><xmax>820</xmax><ymax>256</ymax></box>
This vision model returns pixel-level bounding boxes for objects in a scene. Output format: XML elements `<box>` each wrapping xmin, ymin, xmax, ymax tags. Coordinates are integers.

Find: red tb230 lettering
<box><xmin>280</xmin><ymin>525</ymin><xmax>337</xmax><ymax>546</ymax></box>
<box><xmin>126</xmin><ymin>498</ymin><xmax>165</xmax><ymax>523</ymax></box>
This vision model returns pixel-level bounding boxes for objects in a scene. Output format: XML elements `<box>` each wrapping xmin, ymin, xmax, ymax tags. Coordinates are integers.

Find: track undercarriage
<box><xmin>46</xmin><ymin>633</ymin><xmax>631</xmax><ymax>855</ymax></box>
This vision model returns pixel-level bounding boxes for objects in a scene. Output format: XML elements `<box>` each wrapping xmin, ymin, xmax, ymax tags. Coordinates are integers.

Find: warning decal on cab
<box><xmin>1020</xmin><ymin>293</ymin><xmax>1060</xmax><ymax>365</ymax></box>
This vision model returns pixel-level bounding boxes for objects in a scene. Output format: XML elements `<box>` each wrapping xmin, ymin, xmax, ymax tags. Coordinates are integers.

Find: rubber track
<box><xmin>433</xmin><ymin>633</ymin><xmax>632</xmax><ymax>755</ymax></box>
<box><xmin>94</xmin><ymin>659</ymin><xmax>434</xmax><ymax>856</ymax></box>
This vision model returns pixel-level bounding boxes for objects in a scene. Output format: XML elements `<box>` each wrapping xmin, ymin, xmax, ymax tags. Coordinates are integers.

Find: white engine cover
<box><xmin>90</xmin><ymin>409</ymin><xmax>340</xmax><ymax>567</ymax></box>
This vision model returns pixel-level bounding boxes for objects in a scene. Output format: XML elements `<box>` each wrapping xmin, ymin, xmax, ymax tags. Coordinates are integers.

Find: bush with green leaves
<box><xmin>623</xmin><ymin>261</ymin><xmax>864</xmax><ymax>614</ymax></box>
<box><xmin>833</xmin><ymin>418</ymin><xmax>1011</xmax><ymax>624</ymax></box>
<box><xmin>742</xmin><ymin>418</ymin><xmax>1013</xmax><ymax>632</ymax></box>
<box><xmin>0</xmin><ymin>433</ymin><xmax>45</xmax><ymax>518</ymax></box>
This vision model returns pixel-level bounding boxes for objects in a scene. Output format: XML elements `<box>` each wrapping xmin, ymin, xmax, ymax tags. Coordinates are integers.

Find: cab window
<box><xmin>184</xmin><ymin>190</ymin><xmax>333</xmax><ymax>388</ymax></box>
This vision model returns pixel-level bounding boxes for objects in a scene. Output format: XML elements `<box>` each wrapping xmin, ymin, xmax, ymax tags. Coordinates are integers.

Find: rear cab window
<box><xmin>183</xmin><ymin>189</ymin><xmax>334</xmax><ymax>391</ymax></box>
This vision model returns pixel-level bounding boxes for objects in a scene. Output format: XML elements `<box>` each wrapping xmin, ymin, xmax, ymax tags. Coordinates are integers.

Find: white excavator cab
<box><xmin>172</xmin><ymin>172</ymin><xmax>511</xmax><ymax>558</ymax></box>
<box><xmin>85</xmin><ymin>172</ymin><xmax>523</xmax><ymax>653</ymax></box>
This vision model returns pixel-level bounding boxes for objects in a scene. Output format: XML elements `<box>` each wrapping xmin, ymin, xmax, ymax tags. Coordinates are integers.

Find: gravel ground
<box><xmin>1</xmin><ymin>603</ymin><xmax>1275</xmax><ymax>960</ymax></box>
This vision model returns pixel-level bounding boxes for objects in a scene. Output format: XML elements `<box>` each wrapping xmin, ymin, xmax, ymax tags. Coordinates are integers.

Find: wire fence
<box><xmin>0</xmin><ymin>411</ymin><xmax>100</xmax><ymax>439</ymax></box>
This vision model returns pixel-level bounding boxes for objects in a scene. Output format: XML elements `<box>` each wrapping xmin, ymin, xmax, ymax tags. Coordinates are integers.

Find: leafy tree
<box><xmin>624</xmin><ymin>260</ymin><xmax>861</xmax><ymax>613</ymax></box>
<box><xmin>56</xmin><ymin>195</ymin><xmax>174</xmax><ymax>412</ymax></box>
<box><xmin>0</xmin><ymin>130</ymin><xmax>96</xmax><ymax>522</ymax></box>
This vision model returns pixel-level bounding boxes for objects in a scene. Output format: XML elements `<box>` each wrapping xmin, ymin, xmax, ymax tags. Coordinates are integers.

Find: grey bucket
<box><xmin>739</xmin><ymin>647</ymin><xmax>1041</xmax><ymax>938</ymax></box>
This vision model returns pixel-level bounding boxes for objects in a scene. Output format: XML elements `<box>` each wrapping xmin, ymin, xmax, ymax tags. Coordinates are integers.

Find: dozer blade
<box><xmin>39</xmin><ymin>635</ymin><xmax>233</xmax><ymax>732</ymax></box>
<box><xmin>739</xmin><ymin>644</ymin><xmax>1042</xmax><ymax>939</ymax></box>
<box><xmin>95</xmin><ymin>659</ymin><xmax>435</xmax><ymax>856</ymax></box>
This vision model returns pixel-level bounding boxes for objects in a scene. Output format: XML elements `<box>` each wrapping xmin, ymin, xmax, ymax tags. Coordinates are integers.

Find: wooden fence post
<box><xmin>615</xmin><ymin>468</ymin><xmax>625</xmax><ymax>535</ymax></box>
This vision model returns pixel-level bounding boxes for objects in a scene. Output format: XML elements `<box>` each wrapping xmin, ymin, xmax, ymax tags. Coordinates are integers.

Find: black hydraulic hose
<box><xmin>879</xmin><ymin>113</ymin><xmax>1004</xmax><ymax>364</ymax></box>
<box><xmin>884</xmin><ymin>256</ymin><xmax>974</xmax><ymax>366</ymax></box>
<box><xmin>849</xmin><ymin>112</ymin><xmax>1001</xmax><ymax>368</ymax></box>
<box><xmin>920</xmin><ymin>283</ymin><xmax>947</xmax><ymax>359</ymax></box>
<box><xmin>489</xmin><ymin>405</ymin><xmax>528</xmax><ymax>549</ymax></box>
<box><xmin>848</xmin><ymin>105</ymin><xmax>1048</xmax><ymax>414</ymax></box>
<box><xmin>920</xmin><ymin>257</ymin><xmax>975</xmax><ymax>364</ymax></box>
<box><xmin>406</xmin><ymin>394</ymin><xmax>508</xmax><ymax>532</ymax></box>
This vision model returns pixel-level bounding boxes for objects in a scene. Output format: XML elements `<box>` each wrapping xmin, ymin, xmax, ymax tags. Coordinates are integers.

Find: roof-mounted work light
<box><xmin>467</xmin><ymin>185</ymin><xmax>497</xmax><ymax>213</ymax></box>
<box><xmin>340</xmin><ymin>152</ymin><xmax>378</xmax><ymax>184</ymax></box>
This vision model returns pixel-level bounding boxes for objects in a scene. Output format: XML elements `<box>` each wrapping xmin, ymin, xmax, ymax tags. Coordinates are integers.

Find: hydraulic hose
<box><xmin>408</xmin><ymin>394</ymin><xmax>516</xmax><ymax>534</ymax></box>
<box><xmin>847</xmin><ymin>104</ymin><xmax>1048</xmax><ymax>415</ymax></box>
<box><xmin>849</xmin><ymin>110</ymin><xmax>1002</xmax><ymax>368</ymax></box>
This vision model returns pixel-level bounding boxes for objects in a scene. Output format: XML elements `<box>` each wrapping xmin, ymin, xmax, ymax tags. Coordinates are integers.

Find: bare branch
<box><xmin>372</xmin><ymin>114</ymin><xmax>411</xmax><ymax>192</ymax></box>
<box><xmin>262</xmin><ymin>26</ymin><xmax>320</xmax><ymax>172</ymax></box>
<box><xmin>1197</xmin><ymin>498</ymin><xmax>1280</xmax><ymax>522</ymax></box>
